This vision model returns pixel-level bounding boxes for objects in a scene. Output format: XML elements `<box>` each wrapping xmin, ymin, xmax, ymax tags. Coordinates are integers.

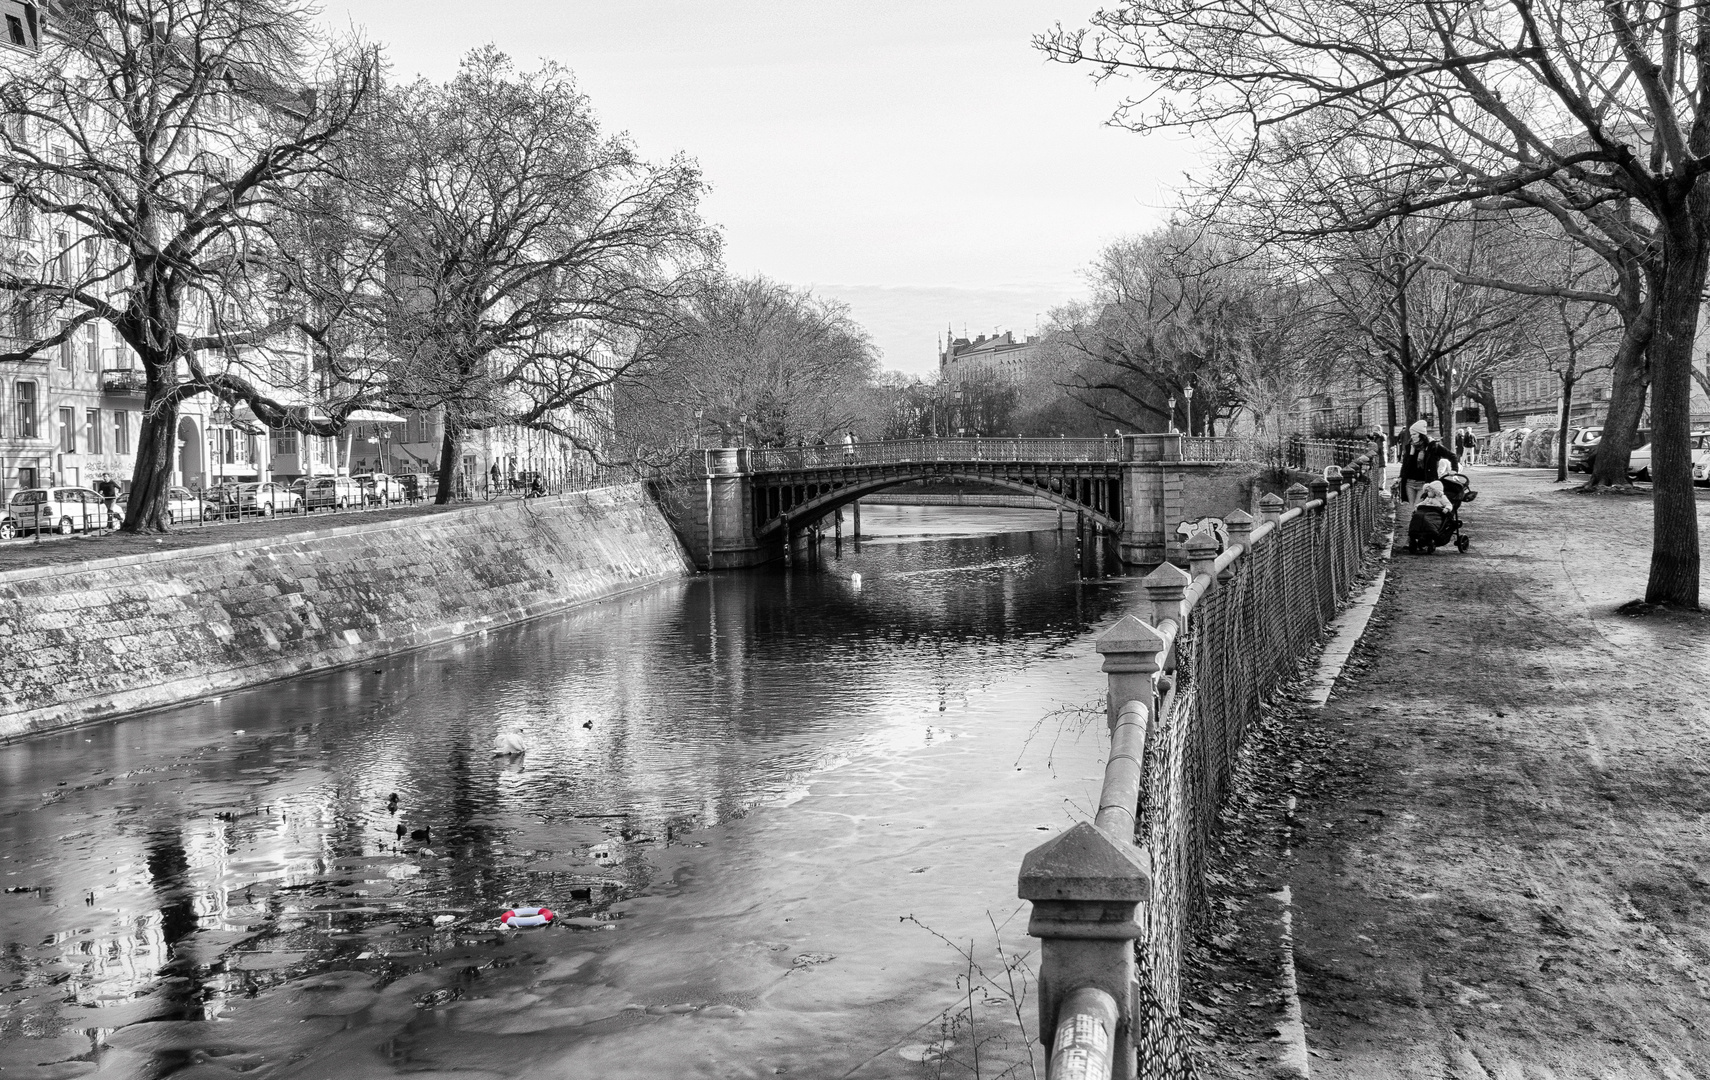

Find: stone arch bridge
<box><xmin>674</xmin><ymin>434</ymin><xmax>1363</xmax><ymax>570</ymax></box>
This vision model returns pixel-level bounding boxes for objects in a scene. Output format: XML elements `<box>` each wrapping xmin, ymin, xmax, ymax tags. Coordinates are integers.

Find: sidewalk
<box><xmin>1184</xmin><ymin>469</ymin><xmax>1710</xmax><ymax>1079</ymax></box>
<box><xmin>1290</xmin><ymin>469</ymin><xmax>1710</xmax><ymax>1077</ymax></box>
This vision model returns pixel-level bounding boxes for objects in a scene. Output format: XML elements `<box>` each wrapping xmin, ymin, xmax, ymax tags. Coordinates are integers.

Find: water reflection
<box><xmin>0</xmin><ymin>507</ymin><xmax>1131</xmax><ymax>1072</ymax></box>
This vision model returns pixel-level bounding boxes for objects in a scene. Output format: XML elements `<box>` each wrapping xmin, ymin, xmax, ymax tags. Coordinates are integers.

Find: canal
<box><xmin>0</xmin><ymin>506</ymin><xmax>1137</xmax><ymax>1079</ymax></box>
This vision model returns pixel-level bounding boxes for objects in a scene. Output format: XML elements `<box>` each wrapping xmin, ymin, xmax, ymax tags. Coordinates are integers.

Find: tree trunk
<box><xmin>1642</xmin><ymin>216</ymin><xmax>1705</xmax><ymax>608</ymax></box>
<box><xmin>1385</xmin><ymin>377</ymin><xmax>1398</xmax><ymax>440</ymax></box>
<box><xmin>1589</xmin><ymin>320</ymin><xmax>1652</xmax><ymax>487</ymax></box>
<box><xmin>118</xmin><ymin>376</ymin><xmax>182</xmax><ymax>534</ymax></box>
<box><xmin>1399</xmin><ymin>364</ymin><xmax>1422</xmax><ymax>431</ymax></box>
<box><xmin>1433</xmin><ymin>382</ymin><xmax>1454</xmax><ymax>445</ymax></box>
<box><xmin>433</xmin><ymin>422</ymin><xmax>460</xmax><ymax>505</ymax></box>
<box><xmin>1556</xmin><ymin>374</ymin><xmax>1576</xmax><ymax>484</ymax></box>
<box><xmin>1474</xmin><ymin>377</ymin><xmax>1502</xmax><ymax>433</ymax></box>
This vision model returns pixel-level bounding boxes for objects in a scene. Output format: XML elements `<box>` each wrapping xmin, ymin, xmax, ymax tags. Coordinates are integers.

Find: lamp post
<box><xmin>693</xmin><ymin>408</ymin><xmax>703</xmax><ymax>449</ymax></box>
<box><xmin>1167</xmin><ymin>396</ymin><xmax>1176</xmax><ymax>433</ymax></box>
<box><xmin>1184</xmin><ymin>386</ymin><xmax>1194</xmax><ymax>437</ymax></box>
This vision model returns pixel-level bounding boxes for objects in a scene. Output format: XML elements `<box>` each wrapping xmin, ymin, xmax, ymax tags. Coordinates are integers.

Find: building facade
<box><xmin>939</xmin><ymin>329</ymin><xmax>1039</xmax><ymax>386</ymax></box>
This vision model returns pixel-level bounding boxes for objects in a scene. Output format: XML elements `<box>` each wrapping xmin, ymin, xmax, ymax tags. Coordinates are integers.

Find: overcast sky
<box><xmin>329</xmin><ymin>1</ymin><xmax>1198</xmax><ymax>376</ymax></box>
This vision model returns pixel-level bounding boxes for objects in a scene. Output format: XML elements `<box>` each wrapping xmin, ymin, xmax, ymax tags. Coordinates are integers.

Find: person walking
<box><xmin>1366</xmin><ymin>428</ymin><xmax>1388</xmax><ymax>487</ymax></box>
<box><xmin>1396</xmin><ymin>420</ymin><xmax>1460</xmax><ymax>511</ymax></box>
<box><xmin>95</xmin><ymin>475</ymin><xmax>121</xmax><ymax>527</ymax></box>
<box><xmin>842</xmin><ymin>430</ymin><xmax>856</xmax><ymax>459</ymax></box>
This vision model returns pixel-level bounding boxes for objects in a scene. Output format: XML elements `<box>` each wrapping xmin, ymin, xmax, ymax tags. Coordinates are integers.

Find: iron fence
<box><xmin>1027</xmin><ymin>469</ymin><xmax>1386</xmax><ymax>1080</ymax></box>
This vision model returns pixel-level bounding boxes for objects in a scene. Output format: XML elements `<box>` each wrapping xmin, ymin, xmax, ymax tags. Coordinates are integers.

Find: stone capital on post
<box><xmin>1186</xmin><ymin>529</ymin><xmax>1220</xmax><ymax>585</ymax></box>
<box><xmin>1258</xmin><ymin>492</ymin><xmax>1285</xmax><ymax>529</ymax></box>
<box><xmin>1308</xmin><ymin>478</ymin><xmax>1330</xmax><ymax>508</ymax></box>
<box><xmin>1140</xmin><ymin>561</ymin><xmax>1191</xmax><ymax>632</ymax></box>
<box><xmin>1019</xmin><ymin>821</ymin><xmax>1151</xmax><ymax>1080</ymax></box>
<box><xmin>1223</xmin><ymin>508</ymin><xmax>1255</xmax><ymax>551</ymax></box>
<box><xmin>1096</xmin><ymin>614</ymin><xmax>1166</xmax><ymax>731</ymax></box>
<box><xmin>1284</xmin><ymin>482</ymin><xmax>1311</xmax><ymax>511</ymax></box>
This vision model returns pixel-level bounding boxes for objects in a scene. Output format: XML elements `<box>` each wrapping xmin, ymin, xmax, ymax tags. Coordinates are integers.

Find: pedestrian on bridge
<box><xmin>843</xmin><ymin>430</ymin><xmax>856</xmax><ymax>459</ymax></box>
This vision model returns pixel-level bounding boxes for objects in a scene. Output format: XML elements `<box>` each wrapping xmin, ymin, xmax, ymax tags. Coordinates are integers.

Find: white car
<box><xmin>0</xmin><ymin>487</ymin><xmax>119</xmax><ymax>538</ymax></box>
<box><xmin>251</xmin><ymin>482</ymin><xmax>303</xmax><ymax>515</ymax></box>
<box><xmin>351</xmin><ymin>472</ymin><xmax>404</xmax><ymax>505</ymax></box>
<box><xmin>1629</xmin><ymin>432</ymin><xmax>1710</xmax><ymax>482</ymax></box>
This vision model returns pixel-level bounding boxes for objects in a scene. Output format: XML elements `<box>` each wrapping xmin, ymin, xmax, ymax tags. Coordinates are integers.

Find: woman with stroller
<box><xmin>1396</xmin><ymin>420</ymin><xmax>1460</xmax><ymax>508</ymax></box>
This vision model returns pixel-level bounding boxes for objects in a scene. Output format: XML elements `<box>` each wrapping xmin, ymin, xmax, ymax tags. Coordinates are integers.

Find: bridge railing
<box><xmin>745</xmin><ymin>435</ymin><xmax>1368</xmax><ymax>473</ymax></box>
<box><xmin>1019</xmin><ymin>463</ymin><xmax>1384</xmax><ymax>1080</ymax></box>
<box><xmin>749</xmin><ymin>437</ymin><xmax>1120</xmax><ymax>470</ymax></box>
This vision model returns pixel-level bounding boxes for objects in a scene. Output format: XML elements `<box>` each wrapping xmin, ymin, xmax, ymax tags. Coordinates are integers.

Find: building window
<box><xmin>58</xmin><ymin>406</ymin><xmax>74</xmax><ymax>453</ymax></box>
<box><xmin>85</xmin><ymin>330</ymin><xmax>98</xmax><ymax>371</ymax></box>
<box><xmin>271</xmin><ymin>427</ymin><xmax>297</xmax><ymax>455</ymax></box>
<box><xmin>114</xmin><ymin>410</ymin><xmax>129</xmax><ymax>454</ymax></box>
<box><xmin>15</xmin><ymin>380</ymin><xmax>36</xmax><ymax>438</ymax></box>
<box><xmin>57</xmin><ymin>321</ymin><xmax>72</xmax><ymax>369</ymax></box>
<box><xmin>1</xmin><ymin>1</ymin><xmax>39</xmax><ymax>52</ymax></box>
<box><xmin>86</xmin><ymin>408</ymin><xmax>101</xmax><ymax>454</ymax></box>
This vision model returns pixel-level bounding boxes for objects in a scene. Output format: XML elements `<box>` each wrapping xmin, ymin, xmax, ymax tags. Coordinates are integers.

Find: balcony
<box><xmin>102</xmin><ymin>367</ymin><xmax>147</xmax><ymax>396</ymax></box>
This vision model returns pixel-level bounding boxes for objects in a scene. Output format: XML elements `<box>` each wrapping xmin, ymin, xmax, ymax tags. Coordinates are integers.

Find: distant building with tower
<box><xmin>939</xmin><ymin>329</ymin><xmax>1039</xmax><ymax>386</ymax></box>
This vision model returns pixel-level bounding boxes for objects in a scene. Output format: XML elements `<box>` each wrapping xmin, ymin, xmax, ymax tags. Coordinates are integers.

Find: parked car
<box><xmin>1631</xmin><ymin>431</ymin><xmax>1710</xmax><ymax>483</ymax></box>
<box><xmin>203</xmin><ymin>482</ymin><xmax>303</xmax><ymax>518</ymax></box>
<box><xmin>1582</xmin><ymin>429</ymin><xmax>1648</xmax><ymax>476</ymax></box>
<box><xmin>1565</xmin><ymin>426</ymin><xmax>1600</xmax><ymax>472</ymax></box>
<box><xmin>397</xmin><ymin>473</ymin><xmax>438</xmax><ymax>501</ymax></box>
<box><xmin>252</xmin><ymin>482</ymin><xmax>303</xmax><ymax>515</ymax></box>
<box><xmin>0</xmin><ymin>487</ymin><xmax>119</xmax><ymax>538</ymax></box>
<box><xmin>289</xmin><ymin>476</ymin><xmax>363</xmax><ymax>511</ymax></box>
<box><xmin>164</xmin><ymin>486</ymin><xmax>203</xmax><ymax>524</ymax></box>
<box><xmin>351</xmin><ymin>472</ymin><xmax>404</xmax><ymax>505</ymax></box>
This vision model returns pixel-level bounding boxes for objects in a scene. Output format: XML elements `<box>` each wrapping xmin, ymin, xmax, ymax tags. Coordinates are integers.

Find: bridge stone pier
<box><xmin>674</xmin><ymin>434</ymin><xmax>1354</xmax><ymax>572</ymax></box>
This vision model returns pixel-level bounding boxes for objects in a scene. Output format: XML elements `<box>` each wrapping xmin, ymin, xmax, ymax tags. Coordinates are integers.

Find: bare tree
<box><xmin>340</xmin><ymin>48</ymin><xmax>717</xmax><ymax>502</ymax></box>
<box><xmin>619</xmin><ymin>274</ymin><xmax>879</xmax><ymax>454</ymax></box>
<box><xmin>1040</xmin><ymin>0</ymin><xmax>1710</xmax><ymax>605</ymax></box>
<box><xmin>1046</xmin><ymin>227</ymin><xmax>1319</xmax><ymax>435</ymax></box>
<box><xmin>0</xmin><ymin>0</ymin><xmax>376</xmax><ymax>530</ymax></box>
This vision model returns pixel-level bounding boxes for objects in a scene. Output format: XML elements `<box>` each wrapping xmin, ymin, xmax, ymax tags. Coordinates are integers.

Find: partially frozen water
<box><xmin>0</xmin><ymin>507</ymin><xmax>1137</xmax><ymax>1078</ymax></box>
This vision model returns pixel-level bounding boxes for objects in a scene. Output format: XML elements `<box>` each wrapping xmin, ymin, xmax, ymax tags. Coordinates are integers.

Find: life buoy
<box><xmin>500</xmin><ymin>906</ymin><xmax>554</xmax><ymax>928</ymax></box>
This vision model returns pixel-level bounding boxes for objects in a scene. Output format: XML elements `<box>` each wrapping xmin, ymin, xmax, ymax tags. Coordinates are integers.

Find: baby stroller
<box><xmin>1407</xmin><ymin>473</ymin><xmax>1476</xmax><ymax>554</ymax></box>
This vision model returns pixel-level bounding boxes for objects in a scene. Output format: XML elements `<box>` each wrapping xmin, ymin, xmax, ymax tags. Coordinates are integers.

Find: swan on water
<box><xmin>493</xmin><ymin>725</ymin><xmax>528</xmax><ymax>755</ymax></box>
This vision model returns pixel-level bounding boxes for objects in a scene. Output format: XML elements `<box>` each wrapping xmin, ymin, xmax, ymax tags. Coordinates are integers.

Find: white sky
<box><xmin>328</xmin><ymin>1</ymin><xmax>1199</xmax><ymax>376</ymax></box>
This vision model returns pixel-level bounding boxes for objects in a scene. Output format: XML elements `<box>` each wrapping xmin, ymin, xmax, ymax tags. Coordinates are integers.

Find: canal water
<box><xmin>0</xmin><ymin>506</ymin><xmax>1138</xmax><ymax>1079</ymax></box>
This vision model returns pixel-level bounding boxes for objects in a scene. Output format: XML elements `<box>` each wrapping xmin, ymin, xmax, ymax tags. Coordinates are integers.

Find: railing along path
<box><xmin>748</xmin><ymin>436</ymin><xmax>1365</xmax><ymax>472</ymax></box>
<box><xmin>1019</xmin><ymin>461</ymin><xmax>1384</xmax><ymax>1080</ymax></box>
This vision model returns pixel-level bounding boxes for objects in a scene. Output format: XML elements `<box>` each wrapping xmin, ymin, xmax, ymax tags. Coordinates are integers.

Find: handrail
<box><xmin>1048</xmin><ymin>986</ymin><xmax>1120</xmax><ymax>1080</ymax></box>
<box><xmin>1093</xmin><ymin>699</ymin><xmax>1152</xmax><ymax>840</ymax></box>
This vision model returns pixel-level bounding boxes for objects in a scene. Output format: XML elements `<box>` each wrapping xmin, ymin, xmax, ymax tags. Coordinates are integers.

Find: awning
<box><xmin>345</xmin><ymin>409</ymin><xmax>408</xmax><ymax>424</ymax></box>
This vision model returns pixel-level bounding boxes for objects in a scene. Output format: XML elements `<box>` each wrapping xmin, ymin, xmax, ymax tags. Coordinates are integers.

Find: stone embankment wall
<box><xmin>0</xmin><ymin>485</ymin><xmax>693</xmax><ymax>741</ymax></box>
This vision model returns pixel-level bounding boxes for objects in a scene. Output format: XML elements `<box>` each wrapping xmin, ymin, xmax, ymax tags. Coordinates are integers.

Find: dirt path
<box><xmin>1282</xmin><ymin>469</ymin><xmax>1710</xmax><ymax>1078</ymax></box>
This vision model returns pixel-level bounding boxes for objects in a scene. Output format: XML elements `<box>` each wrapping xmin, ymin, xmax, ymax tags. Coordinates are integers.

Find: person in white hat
<box><xmin>1395</xmin><ymin>420</ymin><xmax>1460</xmax><ymax>514</ymax></box>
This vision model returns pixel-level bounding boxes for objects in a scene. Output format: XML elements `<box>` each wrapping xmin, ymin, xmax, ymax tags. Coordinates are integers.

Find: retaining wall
<box><xmin>0</xmin><ymin>484</ymin><xmax>693</xmax><ymax>741</ymax></box>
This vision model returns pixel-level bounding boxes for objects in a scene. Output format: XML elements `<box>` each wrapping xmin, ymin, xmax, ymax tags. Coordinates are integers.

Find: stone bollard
<box><xmin>1095</xmin><ymin>614</ymin><xmax>1166</xmax><ymax>732</ymax></box>
<box><xmin>1141</xmin><ymin>562</ymin><xmax>1191</xmax><ymax>655</ymax></box>
<box><xmin>1223</xmin><ymin>508</ymin><xmax>1254</xmax><ymax>552</ymax></box>
<box><xmin>1020</xmin><ymin>821</ymin><xmax>1150</xmax><ymax>1080</ymax></box>
<box><xmin>1220</xmin><ymin>509</ymin><xmax>1253</xmax><ymax>582</ymax></box>
<box><xmin>1284</xmin><ymin>482</ymin><xmax>1311</xmax><ymax>512</ymax></box>
<box><xmin>1258</xmin><ymin>492</ymin><xmax>1285</xmax><ymax>530</ymax></box>
<box><xmin>1187</xmin><ymin>529</ymin><xmax>1221</xmax><ymax>589</ymax></box>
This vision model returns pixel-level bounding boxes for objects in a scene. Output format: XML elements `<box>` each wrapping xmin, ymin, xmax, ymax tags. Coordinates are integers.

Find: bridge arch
<box><xmin>754</xmin><ymin>472</ymin><xmax>1121</xmax><ymax>540</ymax></box>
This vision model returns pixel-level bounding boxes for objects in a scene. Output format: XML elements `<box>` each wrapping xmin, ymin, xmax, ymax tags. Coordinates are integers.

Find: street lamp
<box><xmin>693</xmin><ymin>408</ymin><xmax>703</xmax><ymax>448</ymax></box>
<box><xmin>1167</xmin><ymin>396</ymin><xmax>1176</xmax><ymax>433</ymax></box>
<box><xmin>1184</xmin><ymin>386</ymin><xmax>1194</xmax><ymax>437</ymax></box>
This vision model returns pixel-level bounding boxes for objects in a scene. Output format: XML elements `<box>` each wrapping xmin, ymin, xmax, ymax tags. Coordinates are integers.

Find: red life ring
<box><xmin>500</xmin><ymin>906</ymin><xmax>555</xmax><ymax>927</ymax></box>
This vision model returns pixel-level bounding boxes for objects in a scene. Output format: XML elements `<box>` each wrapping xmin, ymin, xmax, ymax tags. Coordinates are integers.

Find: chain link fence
<box><xmin>1133</xmin><ymin>475</ymin><xmax>1383</xmax><ymax>1078</ymax></box>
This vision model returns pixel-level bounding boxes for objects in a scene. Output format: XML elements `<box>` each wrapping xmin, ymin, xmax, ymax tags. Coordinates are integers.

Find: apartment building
<box><xmin>0</xmin><ymin>4</ymin><xmax>608</xmax><ymax>500</ymax></box>
<box><xmin>939</xmin><ymin>329</ymin><xmax>1039</xmax><ymax>386</ymax></box>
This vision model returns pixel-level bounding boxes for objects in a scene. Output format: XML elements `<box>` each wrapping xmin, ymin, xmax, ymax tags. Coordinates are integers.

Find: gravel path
<box><xmin>1289</xmin><ymin>469</ymin><xmax>1710</xmax><ymax>1078</ymax></box>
